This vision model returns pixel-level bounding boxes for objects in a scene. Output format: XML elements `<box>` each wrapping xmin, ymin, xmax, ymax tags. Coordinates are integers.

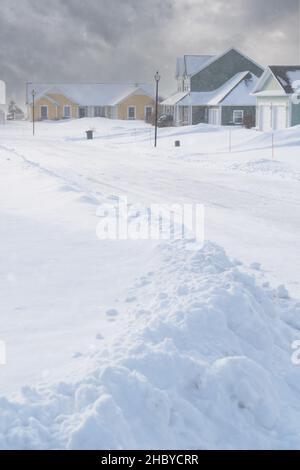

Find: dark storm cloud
<box><xmin>0</xmin><ymin>0</ymin><xmax>298</xmax><ymax>105</ymax></box>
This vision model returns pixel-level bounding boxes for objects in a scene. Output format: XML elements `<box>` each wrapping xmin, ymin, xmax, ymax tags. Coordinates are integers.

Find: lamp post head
<box><xmin>154</xmin><ymin>71</ymin><xmax>161</xmax><ymax>83</ymax></box>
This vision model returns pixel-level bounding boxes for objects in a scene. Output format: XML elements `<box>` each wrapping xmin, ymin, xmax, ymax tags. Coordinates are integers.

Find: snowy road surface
<box><xmin>0</xmin><ymin>119</ymin><xmax>300</xmax><ymax>449</ymax></box>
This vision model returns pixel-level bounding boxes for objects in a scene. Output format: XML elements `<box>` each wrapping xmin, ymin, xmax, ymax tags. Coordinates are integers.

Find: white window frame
<box><xmin>233</xmin><ymin>110</ymin><xmax>244</xmax><ymax>125</ymax></box>
<box><xmin>40</xmin><ymin>105</ymin><xmax>48</xmax><ymax>120</ymax></box>
<box><xmin>63</xmin><ymin>105</ymin><xmax>71</xmax><ymax>119</ymax></box>
<box><xmin>127</xmin><ymin>106</ymin><xmax>136</xmax><ymax>120</ymax></box>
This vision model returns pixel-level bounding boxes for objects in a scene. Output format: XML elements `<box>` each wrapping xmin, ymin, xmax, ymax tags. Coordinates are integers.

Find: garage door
<box><xmin>272</xmin><ymin>106</ymin><xmax>287</xmax><ymax>131</ymax></box>
<box><xmin>259</xmin><ymin>105</ymin><xmax>272</xmax><ymax>131</ymax></box>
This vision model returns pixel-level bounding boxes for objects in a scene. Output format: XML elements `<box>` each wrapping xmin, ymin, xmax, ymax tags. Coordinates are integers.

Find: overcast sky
<box><xmin>0</xmin><ymin>0</ymin><xmax>299</xmax><ymax>105</ymax></box>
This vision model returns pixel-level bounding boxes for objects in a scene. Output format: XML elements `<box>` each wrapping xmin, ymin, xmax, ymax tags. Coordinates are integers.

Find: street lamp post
<box><xmin>154</xmin><ymin>71</ymin><xmax>161</xmax><ymax>148</ymax></box>
<box><xmin>32</xmin><ymin>89</ymin><xmax>36</xmax><ymax>136</ymax></box>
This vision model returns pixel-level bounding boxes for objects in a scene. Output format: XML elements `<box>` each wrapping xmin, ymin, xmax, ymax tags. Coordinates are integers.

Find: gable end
<box><xmin>191</xmin><ymin>48</ymin><xmax>263</xmax><ymax>92</ymax></box>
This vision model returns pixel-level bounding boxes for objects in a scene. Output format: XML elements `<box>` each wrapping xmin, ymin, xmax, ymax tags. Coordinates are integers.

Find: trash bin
<box><xmin>175</xmin><ymin>140</ymin><xmax>181</xmax><ymax>147</ymax></box>
<box><xmin>86</xmin><ymin>130</ymin><xmax>94</xmax><ymax>140</ymax></box>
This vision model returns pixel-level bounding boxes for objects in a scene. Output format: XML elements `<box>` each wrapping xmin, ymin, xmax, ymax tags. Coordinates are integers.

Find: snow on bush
<box><xmin>0</xmin><ymin>241</ymin><xmax>299</xmax><ymax>450</ymax></box>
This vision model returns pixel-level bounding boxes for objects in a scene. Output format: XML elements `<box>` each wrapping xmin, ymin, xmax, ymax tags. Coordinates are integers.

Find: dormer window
<box><xmin>178</xmin><ymin>78</ymin><xmax>184</xmax><ymax>92</ymax></box>
<box><xmin>183</xmin><ymin>76</ymin><xmax>190</xmax><ymax>92</ymax></box>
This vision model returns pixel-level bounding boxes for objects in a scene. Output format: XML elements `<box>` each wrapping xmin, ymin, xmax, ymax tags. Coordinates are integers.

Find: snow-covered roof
<box><xmin>269</xmin><ymin>66</ymin><xmax>300</xmax><ymax>94</ymax></box>
<box><xmin>219</xmin><ymin>73</ymin><xmax>258</xmax><ymax>106</ymax></box>
<box><xmin>253</xmin><ymin>66</ymin><xmax>300</xmax><ymax>96</ymax></box>
<box><xmin>161</xmin><ymin>72</ymin><xmax>257</xmax><ymax>107</ymax></box>
<box><xmin>176</xmin><ymin>55</ymin><xmax>215</xmax><ymax>78</ymax></box>
<box><xmin>160</xmin><ymin>92</ymin><xmax>189</xmax><ymax>106</ymax></box>
<box><xmin>26</xmin><ymin>83</ymin><xmax>155</xmax><ymax>106</ymax></box>
<box><xmin>208</xmin><ymin>72</ymin><xmax>253</xmax><ymax>105</ymax></box>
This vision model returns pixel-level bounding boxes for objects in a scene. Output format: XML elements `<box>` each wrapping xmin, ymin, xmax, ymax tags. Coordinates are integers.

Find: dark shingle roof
<box><xmin>269</xmin><ymin>66</ymin><xmax>300</xmax><ymax>94</ymax></box>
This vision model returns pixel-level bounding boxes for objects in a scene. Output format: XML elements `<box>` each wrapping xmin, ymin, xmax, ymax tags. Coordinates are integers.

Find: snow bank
<box><xmin>234</xmin><ymin>125</ymin><xmax>300</xmax><ymax>152</ymax></box>
<box><xmin>0</xmin><ymin>241</ymin><xmax>299</xmax><ymax>450</ymax></box>
<box><xmin>226</xmin><ymin>158</ymin><xmax>300</xmax><ymax>181</ymax></box>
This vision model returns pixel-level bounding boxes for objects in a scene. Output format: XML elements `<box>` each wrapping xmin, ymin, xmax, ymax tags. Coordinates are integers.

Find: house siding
<box><xmin>117</xmin><ymin>95</ymin><xmax>155</xmax><ymax>120</ymax></box>
<box><xmin>263</xmin><ymin>75</ymin><xmax>283</xmax><ymax>92</ymax></box>
<box><xmin>28</xmin><ymin>94</ymin><xmax>78</xmax><ymax>121</ymax></box>
<box><xmin>191</xmin><ymin>49</ymin><xmax>263</xmax><ymax>92</ymax></box>
<box><xmin>47</xmin><ymin>93</ymin><xmax>78</xmax><ymax>119</ymax></box>
<box><xmin>28</xmin><ymin>97</ymin><xmax>57</xmax><ymax>121</ymax></box>
<box><xmin>221</xmin><ymin>106</ymin><xmax>256</xmax><ymax>126</ymax></box>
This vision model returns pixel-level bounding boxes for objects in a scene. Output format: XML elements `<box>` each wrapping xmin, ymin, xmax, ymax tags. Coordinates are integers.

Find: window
<box><xmin>183</xmin><ymin>77</ymin><xmax>190</xmax><ymax>92</ymax></box>
<box><xmin>94</xmin><ymin>106</ymin><xmax>106</xmax><ymax>118</ymax></box>
<box><xmin>128</xmin><ymin>106</ymin><xmax>136</xmax><ymax>120</ymax></box>
<box><xmin>233</xmin><ymin>110</ymin><xmax>244</xmax><ymax>125</ymax></box>
<box><xmin>64</xmin><ymin>106</ymin><xmax>71</xmax><ymax>119</ymax></box>
<box><xmin>40</xmin><ymin>106</ymin><xmax>48</xmax><ymax>120</ymax></box>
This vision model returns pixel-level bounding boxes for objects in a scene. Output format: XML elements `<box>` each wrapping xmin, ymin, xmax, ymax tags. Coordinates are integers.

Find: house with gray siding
<box><xmin>252</xmin><ymin>66</ymin><xmax>300</xmax><ymax>131</ymax></box>
<box><xmin>161</xmin><ymin>47</ymin><xmax>264</xmax><ymax>127</ymax></box>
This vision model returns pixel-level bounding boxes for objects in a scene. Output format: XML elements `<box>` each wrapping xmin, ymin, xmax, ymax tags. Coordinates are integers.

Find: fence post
<box><xmin>229</xmin><ymin>128</ymin><xmax>232</xmax><ymax>153</ymax></box>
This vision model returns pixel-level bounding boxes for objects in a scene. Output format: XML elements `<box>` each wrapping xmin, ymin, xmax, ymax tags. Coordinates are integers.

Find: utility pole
<box><xmin>154</xmin><ymin>71</ymin><xmax>161</xmax><ymax>148</ymax></box>
<box><xmin>32</xmin><ymin>89</ymin><xmax>36</xmax><ymax>136</ymax></box>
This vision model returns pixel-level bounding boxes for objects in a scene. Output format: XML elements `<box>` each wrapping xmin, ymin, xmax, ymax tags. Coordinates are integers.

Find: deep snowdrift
<box><xmin>0</xmin><ymin>241</ymin><xmax>299</xmax><ymax>450</ymax></box>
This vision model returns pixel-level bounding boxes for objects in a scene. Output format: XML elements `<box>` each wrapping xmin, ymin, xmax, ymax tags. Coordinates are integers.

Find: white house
<box><xmin>252</xmin><ymin>66</ymin><xmax>300</xmax><ymax>131</ymax></box>
<box><xmin>0</xmin><ymin>80</ymin><xmax>6</xmax><ymax>124</ymax></box>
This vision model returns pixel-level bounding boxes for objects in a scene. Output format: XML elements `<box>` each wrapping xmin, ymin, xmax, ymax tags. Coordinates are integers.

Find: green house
<box><xmin>161</xmin><ymin>47</ymin><xmax>264</xmax><ymax>127</ymax></box>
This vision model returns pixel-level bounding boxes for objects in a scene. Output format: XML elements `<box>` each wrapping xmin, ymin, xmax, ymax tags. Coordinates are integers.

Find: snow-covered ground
<box><xmin>0</xmin><ymin>118</ymin><xmax>300</xmax><ymax>449</ymax></box>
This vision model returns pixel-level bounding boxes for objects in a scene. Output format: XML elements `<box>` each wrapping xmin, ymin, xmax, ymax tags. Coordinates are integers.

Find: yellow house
<box><xmin>26</xmin><ymin>83</ymin><xmax>156</xmax><ymax>122</ymax></box>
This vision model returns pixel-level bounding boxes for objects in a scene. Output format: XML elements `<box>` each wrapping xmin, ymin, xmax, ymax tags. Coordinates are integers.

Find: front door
<box><xmin>79</xmin><ymin>107</ymin><xmax>87</xmax><ymax>118</ymax></box>
<box><xmin>40</xmin><ymin>106</ymin><xmax>48</xmax><ymax>120</ymax></box>
<box><xmin>145</xmin><ymin>106</ymin><xmax>153</xmax><ymax>122</ymax></box>
<box><xmin>209</xmin><ymin>108</ymin><xmax>220</xmax><ymax>125</ymax></box>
